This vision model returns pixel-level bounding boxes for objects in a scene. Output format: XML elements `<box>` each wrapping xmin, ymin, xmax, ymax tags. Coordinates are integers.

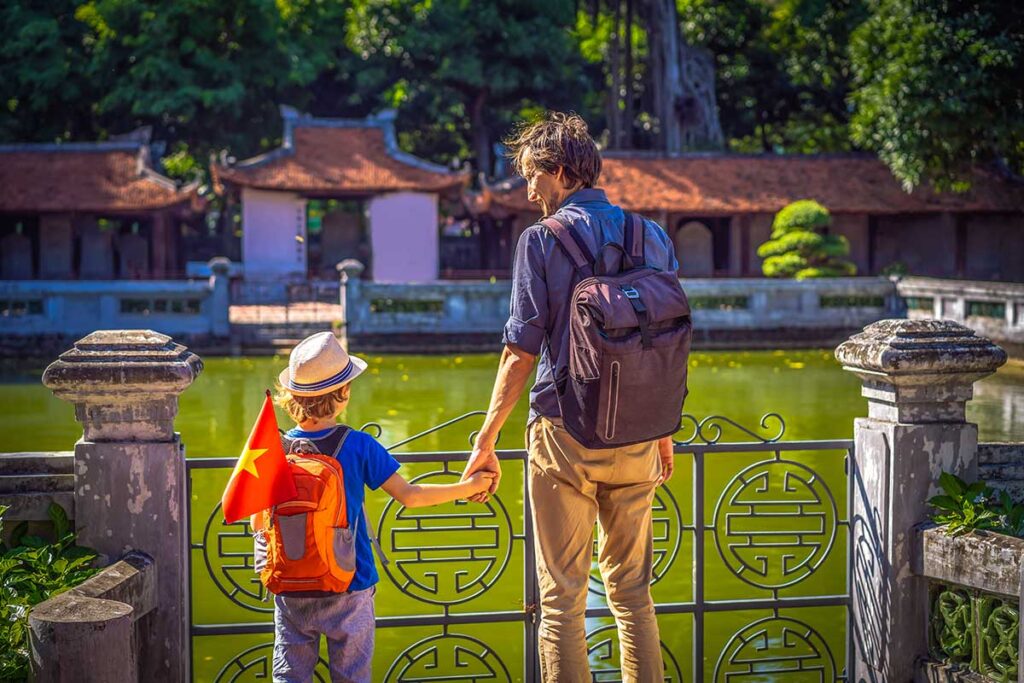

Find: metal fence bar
<box><xmin>693</xmin><ymin>449</ymin><xmax>705</xmax><ymax>682</ymax></box>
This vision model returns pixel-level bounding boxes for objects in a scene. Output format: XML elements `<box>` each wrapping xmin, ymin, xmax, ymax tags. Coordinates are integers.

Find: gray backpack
<box><xmin>543</xmin><ymin>212</ymin><xmax>692</xmax><ymax>449</ymax></box>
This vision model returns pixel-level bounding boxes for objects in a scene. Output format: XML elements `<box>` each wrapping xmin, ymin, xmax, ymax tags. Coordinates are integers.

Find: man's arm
<box><xmin>461</xmin><ymin>343</ymin><xmax>537</xmax><ymax>502</ymax></box>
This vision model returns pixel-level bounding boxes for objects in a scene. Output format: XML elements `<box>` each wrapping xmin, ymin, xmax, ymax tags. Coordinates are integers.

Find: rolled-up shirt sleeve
<box><xmin>502</xmin><ymin>225</ymin><xmax>548</xmax><ymax>355</ymax></box>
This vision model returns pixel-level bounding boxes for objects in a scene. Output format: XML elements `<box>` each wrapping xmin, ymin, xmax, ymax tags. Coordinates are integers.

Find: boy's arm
<box><xmin>379</xmin><ymin>471</ymin><xmax>495</xmax><ymax>508</ymax></box>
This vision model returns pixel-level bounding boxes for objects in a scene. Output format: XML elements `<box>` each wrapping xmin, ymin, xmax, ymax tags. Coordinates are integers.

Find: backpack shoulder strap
<box><xmin>329</xmin><ymin>425</ymin><xmax>352</xmax><ymax>458</ymax></box>
<box><xmin>623</xmin><ymin>212</ymin><xmax>645</xmax><ymax>265</ymax></box>
<box><xmin>541</xmin><ymin>216</ymin><xmax>595</xmax><ymax>279</ymax></box>
<box><xmin>332</xmin><ymin>426</ymin><xmax>391</xmax><ymax>566</ymax></box>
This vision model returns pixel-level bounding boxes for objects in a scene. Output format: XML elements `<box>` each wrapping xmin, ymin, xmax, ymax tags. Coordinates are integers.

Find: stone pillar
<box><xmin>42</xmin><ymin>331</ymin><xmax>203</xmax><ymax>682</ymax></box>
<box><xmin>337</xmin><ymin>259</ymin><xmax>365</xmax><ymax>348</ymax></box>
<box><xmin>207</xmin><ymin>257</ymin><xmax>232</xmax><ymax>337</ymax></box>
<box><xmin>835</xmin><ymin>319</ymin><xmax>1006</xmax><ymax>683</ymax></box>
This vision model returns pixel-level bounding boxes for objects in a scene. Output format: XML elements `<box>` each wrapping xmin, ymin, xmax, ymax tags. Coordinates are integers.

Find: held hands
<box><xmin>461</xmin><ymin>440</ymin><xmax>502</xmax><ymax>504</ymax></box>
<box><xmin>464</xmin><ymin>470</ymin><xmax>497</xmax><ymax>496</ymax></box>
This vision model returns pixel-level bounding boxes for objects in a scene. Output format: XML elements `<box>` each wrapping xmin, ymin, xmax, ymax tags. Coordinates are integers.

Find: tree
<box><xmin>758</xmin><ymin>200</ymin><xmax>857</xmax><ymax>279</ymax></box>
<box><xmin>348</xmin><ymin>0</ymin><xmax>586</xmax><ymax>178</ymax></box>
<box><xmin>677</xmin><ymin>0</ymin><xmax>867</xmax><ymax>154</ymax></box>
<box><xmin>72</xmin><ymin>0</ymin><xmax>338</xmax><ymax>159</ymax></box>
<box><xmin>850</xmin><ymin>0</ymin><xmax>1024</xmax><ymax>190</ymax></box>
<box><xmin>0</xmin><ymin>0</ymin><xmax>95</xmax><ymax>142</ymax></box>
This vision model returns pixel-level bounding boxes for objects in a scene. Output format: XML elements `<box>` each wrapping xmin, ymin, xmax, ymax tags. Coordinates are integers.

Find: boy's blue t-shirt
<box><xmin>284</xmin><ymin>425</ymin><xmax>400</xmax><ymax>592</ymax></box>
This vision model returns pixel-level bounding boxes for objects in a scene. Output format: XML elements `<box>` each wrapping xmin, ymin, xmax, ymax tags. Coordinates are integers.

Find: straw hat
<box><xmin>278</xmin><ymin>332</ymin><xmax>367</xmax><ymax>397</ymax></box>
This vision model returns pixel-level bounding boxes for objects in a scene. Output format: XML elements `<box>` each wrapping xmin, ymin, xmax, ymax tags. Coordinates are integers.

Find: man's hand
<box><xmin>656</xmin><ymin>436</ymin><xmax>674</xmax><ymax>486</ymax></box>
<box><xmin>461</xmin><ymin>441</ymin><xmax>502</xmax><ymax>503</ymax></box>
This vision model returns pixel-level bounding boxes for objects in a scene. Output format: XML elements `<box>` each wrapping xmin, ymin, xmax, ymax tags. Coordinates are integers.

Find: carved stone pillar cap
<box><xmin>336</xmin><ymin>259</ymin><xmax>365</xmax><ymax>277</ymax></box>
<box><xmin>42</xmin><ymin>331</ymin><xmax>203</xmax><ymax>441</ymax></box>
<box><xmin>835</xmin><ymin>319</ymin><xmax>1006</xmax><ymax>379</ymax></box>
<box><xmin>43</xmin><ymin>330</ymin><xmax>203</xmax><ymax>397</ymax></box>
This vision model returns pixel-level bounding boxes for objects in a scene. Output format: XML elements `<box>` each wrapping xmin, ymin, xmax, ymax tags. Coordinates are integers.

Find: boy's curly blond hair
<box><xmin>274</xmin><ymin>384</ymin><xmax>351</xmax><ymax>424</ymax></box>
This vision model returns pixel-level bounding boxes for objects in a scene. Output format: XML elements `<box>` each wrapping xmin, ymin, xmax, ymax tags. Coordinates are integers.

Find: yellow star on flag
<box><xmin>232</xmin><ymin>447</ymin><xmax>268</xmax><ymax>479</ymax></box>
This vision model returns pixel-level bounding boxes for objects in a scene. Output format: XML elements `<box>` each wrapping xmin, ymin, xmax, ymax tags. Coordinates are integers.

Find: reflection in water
<box><xmin>970</xmin><ymin>363</ymin><xmax>1024</xmax><ymax>442</ymax></box>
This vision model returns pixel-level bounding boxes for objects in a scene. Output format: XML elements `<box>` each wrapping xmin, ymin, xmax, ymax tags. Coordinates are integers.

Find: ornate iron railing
<box><xmin>186</xmin><ymin>413</ymin><xmax>854</xmax><ymax>682</ymax></box>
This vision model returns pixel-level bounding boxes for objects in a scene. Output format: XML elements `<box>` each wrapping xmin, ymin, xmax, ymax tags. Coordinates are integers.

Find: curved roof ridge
<box><xmin>214</xmin><ymin>105</ymin><xmax>465</xmax><ymax>194</ymax></box>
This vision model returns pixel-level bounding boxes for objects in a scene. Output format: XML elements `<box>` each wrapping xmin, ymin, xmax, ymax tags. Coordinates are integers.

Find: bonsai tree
<box><xmin>758</xmin><ymin>200</ymin><xmax>857</xmax><ymax>279</ymax></box>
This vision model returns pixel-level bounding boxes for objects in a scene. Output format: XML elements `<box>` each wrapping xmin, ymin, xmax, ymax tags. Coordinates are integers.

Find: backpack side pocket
<box><xmin>253</xmin><ymin>530</ymin><xmax>268</xmax><ymax>573</ymax></box>
<box><xmin>333</xmin><ymin>526</ymin><xmax>357</xmax><ymax>573</ymax></box>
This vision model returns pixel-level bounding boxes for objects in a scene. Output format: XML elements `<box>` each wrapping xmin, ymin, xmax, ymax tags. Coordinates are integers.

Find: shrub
<box><xmin>758</xmin><ymin>199</ymin><xmax>858</xmax><ymax>279</ymax></box>
<box><xmin>928</xmin><ymin>472</ymin><xmax>1024</xmax><ymax>537</ymax></box>
<box><xmin>0</xmin><ymin>504</ymin><xmax>100</xmax><ymax>680</ymax></box>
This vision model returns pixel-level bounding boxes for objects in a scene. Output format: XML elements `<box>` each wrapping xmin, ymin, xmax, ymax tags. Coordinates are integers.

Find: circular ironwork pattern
<box><xmin>383</xmin><ymin>633</ymin><xmax>512</xmax><ymax>682</ymax></box>
<box><xmin>200</xmin><ymin>503</ymin><xmax>273</xmax><ymax>613</ymax></box>
<box><xmin>588</xmin><ymin>486</ymin><xmax>683</xmax><ymax>596</ymax></box>
<box><xmin>214</xmin><ymin>643</ymin><xmax>330</xmax><ymax>682</ymax></box>
<box><xmin>378</xmin><ymin>470</ymin><xmax>514</xmax><ymax>605</ymax></box>
<box><xmin>585</xmin><ymin>624</ymin><xmax>685</xmax><ymax>682</ymax></box>
<box><xmin>712</xmin><ymin>459</ymin><xmax>837</xmax><ymax>589</ymax></box>
<box><xmin>713</xmin><ymin>616</ymin><xmax>837</xmax><ymax>682</ymax></box>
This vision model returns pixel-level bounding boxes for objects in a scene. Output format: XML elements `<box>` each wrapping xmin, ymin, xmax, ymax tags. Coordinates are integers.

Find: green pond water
<box><xmin>3</xmin><ymin>350</ymin><xmax>1023</xmax><ymax>681</ymax></box>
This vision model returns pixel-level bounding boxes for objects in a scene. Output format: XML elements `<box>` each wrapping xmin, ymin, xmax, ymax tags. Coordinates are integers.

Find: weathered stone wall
<box><xmin>979</xmin><ymin>442</ymin><xmax>1024</xmax><ymax>502</ymax></box>
<box><xmin>0</xmin><ymin>452</ymin><xmax>73</xmax><ymax>519</ymax></box>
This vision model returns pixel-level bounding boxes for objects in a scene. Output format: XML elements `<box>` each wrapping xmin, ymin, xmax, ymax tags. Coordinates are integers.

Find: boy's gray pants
<box><xmin>273</xmin><ymin>587</ymin><xmax>375</xmax><ymax>683</ymax></box>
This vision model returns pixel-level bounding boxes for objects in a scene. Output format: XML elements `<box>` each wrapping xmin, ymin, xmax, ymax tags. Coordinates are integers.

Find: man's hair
<box><xmin>504</xmin><ymin>112</ymin><xmax>601</xmax><ymax>188</ymax></box>
<box><xmin>274</xmin><ymin>384</ymin><xmax>351</xmax><ymax>424</ymax></box>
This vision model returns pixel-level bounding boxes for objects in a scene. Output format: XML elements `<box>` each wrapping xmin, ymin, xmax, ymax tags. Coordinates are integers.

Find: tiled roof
<box><xmin>0</xmin><ymin>142</ymin><xmax>195</xmax><ymax>213</ymax></box>
<box><xmin>213</xmin><ymin>107</ymin><xmax>466</xmax><ymax>195</ymax></box>
<box><xmin>486</xmin><ymin>153</ymin><xmax>1024</xmax><ymax>215</ymax></box>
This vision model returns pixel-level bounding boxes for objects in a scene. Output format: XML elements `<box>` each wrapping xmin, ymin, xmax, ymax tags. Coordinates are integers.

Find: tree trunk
<box><xmin>470</xmin><ymin>89</ymin><xmax>492</xmax><ymax>179</ymax></box>
<box><xmin>623</xmin><ymin>0</ymin><xmax>634</xmax><ymax>149</ymax></box>
<box><xmin>607</xmin><ymin>0</ymin><xmax>623</xmax><ymax>148</ymax></box>
<box><xmin>641</xmin><ymin>0</ymin><xmax>723</xmax><ymax>152</ymax></box>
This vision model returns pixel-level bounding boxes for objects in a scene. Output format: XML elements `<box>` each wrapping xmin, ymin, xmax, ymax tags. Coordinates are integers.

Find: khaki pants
<box><xmin>527</xmin><ymin>417</ymin><xmax>664</xmax><ymax>682</ymax></box>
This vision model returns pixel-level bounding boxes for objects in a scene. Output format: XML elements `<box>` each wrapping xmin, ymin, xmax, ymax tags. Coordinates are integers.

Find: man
<box><xmin>461</xmin><ymin>112</ymin><xmax>677</xmax><ymax>682</ymax></box>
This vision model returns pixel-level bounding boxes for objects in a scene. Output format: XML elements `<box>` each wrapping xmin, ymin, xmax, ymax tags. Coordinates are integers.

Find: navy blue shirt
<box><xmin>284</xmin><ymin>426</ymin><xmax>400</xmax><ymax>591</ymax></box>
<box><xmin>502</xmin><ymin>188</ymin><xmax>678</xmax><ymax>424</ymax></box>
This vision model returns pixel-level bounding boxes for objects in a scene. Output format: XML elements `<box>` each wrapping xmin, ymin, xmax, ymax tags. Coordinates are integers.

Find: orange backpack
<box><xmin>252</xmin><ymin>429</ymin><xmax>356</xmax><ymax>594</ymax></box>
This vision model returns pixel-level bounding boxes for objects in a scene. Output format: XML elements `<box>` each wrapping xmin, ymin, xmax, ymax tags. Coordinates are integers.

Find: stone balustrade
<box><xmin>344</xmin><ymin>274</ymin><xmax>900</xmax><ymax>350</ymax></box>
<box><xmin>897</xmin><ymin>276</ymin><xmax>1024</xmax><ymax>356</ymax></box>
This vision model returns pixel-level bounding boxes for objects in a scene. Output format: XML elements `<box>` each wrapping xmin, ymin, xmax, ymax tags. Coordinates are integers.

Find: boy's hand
<box><xmin>462</xmin><ymin>442</ymin><xmax>502</xmax><ymax>503</ymax></box>
<box><xmin>465</xmin><ymin>470</ymin><xmax>497</xmax><ymax>495</ymax></box>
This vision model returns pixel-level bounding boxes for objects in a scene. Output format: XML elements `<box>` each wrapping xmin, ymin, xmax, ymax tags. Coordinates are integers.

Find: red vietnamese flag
<box><xmin>221</xmin><ymin>391</ymin><xmax>297</xmax><ymax>524</ymax></box>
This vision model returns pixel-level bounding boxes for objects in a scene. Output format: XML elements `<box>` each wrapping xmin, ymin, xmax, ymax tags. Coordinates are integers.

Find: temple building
<box><xmin>0</xmin><ymin>134</ymin><xmax>200</xmax><ymax>280</ymax></box>
<box><xmin>472</xmin><ymin>153</ymin><xmax>1024</xmax><ymax>281</ymax></box>
<box><xmin>212</xmin><ymin>106</ymin><xmax>467</xmax><ymax>283</ymax></box>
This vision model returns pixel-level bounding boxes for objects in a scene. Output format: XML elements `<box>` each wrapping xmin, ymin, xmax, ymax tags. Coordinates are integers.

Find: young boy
<box><xmin>269</xmin><ymin>331</ymin><xmax>495</xmax><ymax>682</ymax></box>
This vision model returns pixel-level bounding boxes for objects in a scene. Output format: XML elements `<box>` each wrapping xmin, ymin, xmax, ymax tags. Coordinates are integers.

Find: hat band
<box><xmin>288</xmin><ymin>360</ymin><xmax>355</xmax><ymax>392</ymax></box>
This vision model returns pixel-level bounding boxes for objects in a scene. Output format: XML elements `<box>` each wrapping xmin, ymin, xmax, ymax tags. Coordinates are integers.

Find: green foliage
<box><xmin>928</xmin><ymin>472</ymin><xmax>1024</xmax><ymax>538</ymax></box>
<box><xmin>771</xmin><ymin>199</ymin><xmax>832</xmax><ymax>232</ymax></box>
<box><xmin>850</xmin><ymin>0</ymin><xmax>1024</xmax><ymax>190</ymax></box>
<box><xmin>679</xmin><ymin>0</ymin><xmax>868</xmax><ymax>153</ymax></box>
<box><xmin>161</xmin><ymin>143</ymin><xmax>202</xmax><ymax>184</ymax></box>
<box><xmin>758</xmin><ymin>200</ymin><xmax>857</xmax><ymax>279</ymax></box>
<box><xmin>347</xmin><ymin>0</ymin><xmax>586</xmax><ymax>175</ymax></box>
<box><xmin>0</xmin><ymin>503</ymin><xmax>100</xmax><ymax>680</ymax></box>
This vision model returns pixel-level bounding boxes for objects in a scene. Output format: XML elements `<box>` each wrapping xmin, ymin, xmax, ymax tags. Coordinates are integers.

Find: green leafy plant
<box><xmin>757</xmin><ymin>200</ymin><xmax>858</xmax><ymax>280</ymax></box>
<box><xmin>929</xmin><ymin>472</ymin><xmax>1024</xmax><ymax>538</ymax></box>
<box><xmin>0</xmin><ymin>503</ymin><xmax>100</xmax><ymax>681</ymax></box>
